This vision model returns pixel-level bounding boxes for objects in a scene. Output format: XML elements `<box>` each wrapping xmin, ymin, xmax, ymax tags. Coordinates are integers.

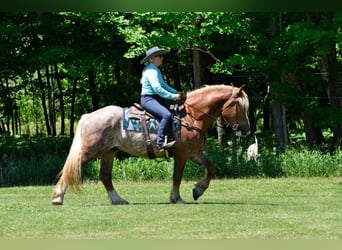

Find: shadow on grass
<box><xmin>130</xmin><ymin>201</ymin><xmax>281</xmax><ymax>206</ymax></box>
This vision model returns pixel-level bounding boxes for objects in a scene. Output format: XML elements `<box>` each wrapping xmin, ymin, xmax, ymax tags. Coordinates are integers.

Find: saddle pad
<box><xmin>123</xmin><ymin>108</ymin><xmax>180</xmax><ymax>134</ymax></box>
<box><xmin>123</xmin><ymin>108</ymin><xmax>159</xmax><ymax>134</ymax></box>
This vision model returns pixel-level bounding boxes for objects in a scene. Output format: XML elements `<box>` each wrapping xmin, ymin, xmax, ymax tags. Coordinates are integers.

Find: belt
<box><xmin>141</xmin><ymin>94</ymin><xmax>159</xmax><ymax>98</ymax></box>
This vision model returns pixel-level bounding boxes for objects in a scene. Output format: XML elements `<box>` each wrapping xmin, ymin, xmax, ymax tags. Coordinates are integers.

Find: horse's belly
<box><xmin>117</xmin><ymin>131</ymin><xmax>165</xmax><ymax>158</ymax></box>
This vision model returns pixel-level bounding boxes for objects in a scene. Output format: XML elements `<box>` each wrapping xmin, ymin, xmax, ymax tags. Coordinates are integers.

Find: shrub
<box><xmin>0</xmin><ymin>154</ymin><xmax>63</xmax><ymax>186</ymax></box>
<box><xmin>112</xmin><ymin>157</ymin><xmax>173</xmax><ymax>181</ymax></box>
<box><xmin>281</xmin><ymin>147</ymin><xmax>342</xmax><ymax>177</ymax></box>
<box><xmin>1</xmin><ymin>135</ymin><xmax>341</xmax><ymax>187</ymax></box>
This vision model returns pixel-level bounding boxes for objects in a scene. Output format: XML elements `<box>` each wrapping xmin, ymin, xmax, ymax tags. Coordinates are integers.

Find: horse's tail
<box><xmin>54</xmin><ymin>117</ymin><xmax>84</xmax><ymax>192</ymax></box>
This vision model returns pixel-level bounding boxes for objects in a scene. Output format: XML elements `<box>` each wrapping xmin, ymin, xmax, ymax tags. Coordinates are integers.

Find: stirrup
<box><xmin>158</xmin><ymin>141</ymin><xmax>176</xmax><ymax>150</ymax></box>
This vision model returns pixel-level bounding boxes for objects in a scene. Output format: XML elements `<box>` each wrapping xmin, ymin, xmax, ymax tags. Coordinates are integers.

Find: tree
<box><xmin>307</xmin><ymin>12</ymin><xmax>342</xmax><ymax>144</ymax></box>
<box><xmin>1</xmin><ymin>11</ymin><xmax>341</xmax><ymax>153</ymax></box>
<box><xmin>0</xmin><ymin>13</ymin><xmax>25</xmax><ymax>134</ymax></box>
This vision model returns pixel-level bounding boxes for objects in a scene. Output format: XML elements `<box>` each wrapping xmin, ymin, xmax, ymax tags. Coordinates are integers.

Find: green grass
<box><xmin>0</xmin><ymin>178</ymin><xmax>341</xmax><ymax>239</ymax></box>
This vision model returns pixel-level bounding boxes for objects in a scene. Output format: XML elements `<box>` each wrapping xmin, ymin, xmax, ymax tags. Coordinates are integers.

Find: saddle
<box><xmin>128</xmin><ymin>103</ymin><xmax>154</xmax><ymax>120</ymax></box>
<box><xmin>125</xmin><ymin>103</ymin><xmax>180</xmax><ymax>159</ymax></box>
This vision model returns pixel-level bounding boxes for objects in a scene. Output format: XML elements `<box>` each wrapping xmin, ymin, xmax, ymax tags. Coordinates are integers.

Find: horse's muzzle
<box><xmin>235</xmin><ymin>124</ymin><xmax>251</xmax><ymax>137</ymax></box>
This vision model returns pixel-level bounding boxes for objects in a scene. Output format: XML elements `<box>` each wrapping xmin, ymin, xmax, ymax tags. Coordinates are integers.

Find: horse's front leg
<box><xmin>170</xmin><ymin>152</ymin><xmax>187</xmax><ymax>204</ymax></box>
<box><xmin>192</xmin><ymin>152</ymin><xmax>215</xmax><ymax>201</ymax></box>
<box><xmin>100</xmin><ymin>150</ymin><xmax>129</xmax><ymax>205</ymax></box>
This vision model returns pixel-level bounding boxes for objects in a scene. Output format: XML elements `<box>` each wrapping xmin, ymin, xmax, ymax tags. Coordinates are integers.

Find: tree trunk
<box><xmin>171</xmin><ymin>59</ymin><xmax>182</xmax><ymax>91</ymax></box>
<box><xmin>216</xmin><ymin>117</ymin><xmax>227</xmax><ymax>147</ymax></box>
<box><xmin>88</xmin><ymin>69</ymin><xmax>99</xmax><ymax>111</ymax></box>
<box><xmin>192</xmin><ymin>46</ymin><xmax>227</xmax><ymax>147</ymax></box>
<box><xmin>302</xmin><ymin>113</ymin><xmax>325</xmax><ymax>147</ymax></box>
<box><xmin>317</xmin><ymin>52</ymin><xmax>342</xmax><ymax>142</ymax></box>
<box><xmin>37</xmin><ymin>68</ymin><xmax>51</xmax><ymax>135</ymax></box>
<box><xmin>14</xmin><ymin>104</ymin><xmax>19</xmax><ymax>134</ymax></box>
<box><xmin>263</xmin><ymin>86</ymin><xmax>271</xmax><ymax>131</ymax></box>
<box><xmin>3</xmin><ymin>74</ymin><xmax>11</xmax><ymax>134</ymax></box>
<box><xmin>268</xmin><ymin>14</ymin><xmax>289</xmax><ymax>152</ymax></box>
<box><xmin>272</xmin><ymin>98</ymin><xmax>289</xmax><ymax>152</ymax></box>
<box><xmin>115</xmin><ymin>60</ymin><xmax>121</xmax><ymax>85</ymax></box>
<box><xmin>46</xmin><ymin>65</ymin><xmax>56</xmax><ymax>136</ymax></box>
<box><xmin>325</xmin><ymin>49</ymin><xmax>342</xmax><ymax>141</ymax></box>
<box><xmin>126</xmin><ymin>60</ymin><xmax>134</xmax><ymax>87</ymax></box>
<box><xmin>0</xmin><ymin>116</ymin><xmax>5</xmax><ymax>134</ymax></box>
<box><xmin>70</xmin><ymin>78</ymin><xmax>77</xmax><ymax>137</ymax></box>
<box><xmin>32</xmin><ymin>90</ymin><xmax>40</xmax><ymax>135</ymax></box>
<box><xmin>308</xmin><ymin>12</ymin><xmax>342</xmax><ymax>143</ymax></box>
<box><xmin>192</xmin><ymin>48</ymin><xmax>203</xmax><ymax>90</ymax></box>
<box><xmin>55</xmin><ymin>64</ymin><xmax>65</xmax><ymax>135</ymax></box>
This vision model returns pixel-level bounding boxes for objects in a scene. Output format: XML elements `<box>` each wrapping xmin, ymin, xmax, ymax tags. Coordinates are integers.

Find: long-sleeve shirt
<box><xmin>140</xmin><ymin>63</ymin><xmax>177</xmax><ymax>100</ymax></box>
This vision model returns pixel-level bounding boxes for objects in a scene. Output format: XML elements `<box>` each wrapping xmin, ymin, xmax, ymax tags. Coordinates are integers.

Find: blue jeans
<box><xmin>141</xmin><ymin>95</ymin><xmax>172</xmax><ymax>147</ymax></box>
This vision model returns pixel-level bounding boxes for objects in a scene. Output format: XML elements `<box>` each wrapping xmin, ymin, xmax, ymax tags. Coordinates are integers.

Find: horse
<box><xmin>51</xmin><ymin>84</ymin><xmax>250</xmax><ymax>205</ymax></box>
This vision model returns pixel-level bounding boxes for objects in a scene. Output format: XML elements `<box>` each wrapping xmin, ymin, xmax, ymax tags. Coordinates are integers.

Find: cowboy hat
<box><xmin>140</xmin><ymin>46</ymin><xmax>169</xmax><ymax>64</ymax></box>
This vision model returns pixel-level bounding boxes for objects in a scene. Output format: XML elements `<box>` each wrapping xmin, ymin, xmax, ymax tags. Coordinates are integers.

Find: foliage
<box><xmin>1</xmin><ymin>12</ymin><xmax>342</xmax><ymax>185</ymax></box>
<box><xmin>280</xmin><ymin>147</ymin><xmax>342</xmax><ymax>177</ymax></box>
<box><xmin>1</xmin><ymin>135</ymin><xmax>341</xmax><ymax>187</ymax></box>
<box><xmin>0</xmin><ymin>135</ymin><xmax>71</xmax><ymax>186</ymax></box>
<box><xmin>1</xmin><ymin>12</ymin><xmax>342</xmax><ymax>147</ymax></box>
<box><xmin>83</xmin><ymin>157</ymin><xmax>173</xmax><ymax>182</ymax></box>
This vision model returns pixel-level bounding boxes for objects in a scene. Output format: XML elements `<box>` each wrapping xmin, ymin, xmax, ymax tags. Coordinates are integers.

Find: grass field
<box><xmin>0</xmin><ymin>177</ymin><xmax>341</xmax><ymax>239</ymax></box>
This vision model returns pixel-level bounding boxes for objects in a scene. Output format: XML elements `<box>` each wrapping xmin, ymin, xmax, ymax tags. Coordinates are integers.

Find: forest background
<box><xmin>0</xmin><ymin>12</ymin><xmax>341</xmax><ymax>186</ymax></box>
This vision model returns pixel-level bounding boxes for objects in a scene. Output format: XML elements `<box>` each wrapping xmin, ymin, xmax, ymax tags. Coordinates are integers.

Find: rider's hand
<box><xmin>174</xmin><ymin>93</ymin><xmax>182</xmax><ymax>101</ymax></box>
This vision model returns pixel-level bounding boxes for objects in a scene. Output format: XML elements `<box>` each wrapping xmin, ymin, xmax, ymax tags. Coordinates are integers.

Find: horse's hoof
<box><xmin>170</xmin><ymin>197</ymin><xmax>185</xmax><ymax>204</ymax></box>
<box><xmin>170</xmin><ymin>199</ymin><xmax>186</xmax><ymax>204</ymax></box>
<box><xmin>52</xmin><ymin>197</ymin><xmax>63</xmax><ymax>205</ymax></box>
<box><xmin>176</xmin><ymin>199</ymin><xmax>186</xmax><ymax>204</ymax></box>
<box><xmin>112</xmin><ymin>199</ymin><xmax>129</xmax><ymax>205</ymax></box>
<box><xmin>192</xmin><ymin>188</ymin><xmax>201</xmax><ymax>200</ymax></box>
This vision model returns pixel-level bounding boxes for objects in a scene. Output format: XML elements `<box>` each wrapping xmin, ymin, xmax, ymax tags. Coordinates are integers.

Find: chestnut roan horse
<box><xmin>51</xmin><ymin>84</ymin><xmax>250</xmax><ymax>205</ymax></box>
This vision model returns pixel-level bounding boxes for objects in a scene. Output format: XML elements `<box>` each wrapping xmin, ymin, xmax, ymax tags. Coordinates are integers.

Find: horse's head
<box><xmin>221</xmin><ymin>85</ymin><xmax>251</xmax><ymax>137</ymax></box>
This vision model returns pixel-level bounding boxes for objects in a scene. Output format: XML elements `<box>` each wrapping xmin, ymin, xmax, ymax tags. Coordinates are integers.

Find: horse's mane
<box><xmin>187</xmin><ymin>84</ymin><xmax>249</xmax><ymax>112</ymax></box>
<box><xmin>187</xmin><ymin>84</ymin><xmax>229</xmax><ymax>96</ymax></box>
<box><xmin>238</xmin><ymin>89</ymin><xmax>249</xmax><ymax>112</ymax></box>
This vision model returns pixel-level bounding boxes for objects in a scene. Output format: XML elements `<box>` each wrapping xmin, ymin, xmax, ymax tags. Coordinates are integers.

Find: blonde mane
<box><xmin>239</xmin><ymin>90</ymin><xmax>249</xmax><ymax>113</ymax></box>
<box><xmin>187</xmin><ymin>84</ymin><xmax>249</xmax><ymax>112</ymax></box>
<box><xmin>187</xmin><ymin>84</ymin><xmax>230</xmax><ymax>96</ymax></box>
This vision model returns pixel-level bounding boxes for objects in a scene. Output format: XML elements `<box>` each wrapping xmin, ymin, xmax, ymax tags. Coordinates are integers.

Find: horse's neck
<box><xmin>184</xmin><ymin>96</ymin><xmax>225</xmax><ymax>130</ymax></box>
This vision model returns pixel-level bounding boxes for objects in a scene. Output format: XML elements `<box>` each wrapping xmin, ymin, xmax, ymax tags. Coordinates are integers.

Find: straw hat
<box><xmin>140</xmin><ymin>46</ymin><xmax>169</xmax><ymax>64</ymax></box>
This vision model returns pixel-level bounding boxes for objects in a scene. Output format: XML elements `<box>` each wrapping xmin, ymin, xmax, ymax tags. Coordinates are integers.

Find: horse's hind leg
<box><xmin>192</xmin><ymin>152</ymin><xmax>215</xmax><ymax>201</ymax></box>
<box><xmin>100</xmin><ymin>150</ymin><xmax>129</xmax><ymax>205</ymax></box>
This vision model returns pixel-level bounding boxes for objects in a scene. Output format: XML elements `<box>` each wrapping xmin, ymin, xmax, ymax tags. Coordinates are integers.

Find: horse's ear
<box><xmin>237</xmin><ymin>84</ymin><xmax>246</xmax><ymax>95</ymax></box>
<box><xmin>230</xmin><ymin>82</ymin><xmax>235</xmax><ymax>87</ymax></box>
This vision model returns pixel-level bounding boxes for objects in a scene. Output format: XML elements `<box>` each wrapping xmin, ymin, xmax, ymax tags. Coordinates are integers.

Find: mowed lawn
<box><xmin>0</xmin><ymin>178</ymin><xmax>341</xmax><ymax>239</ymax></box>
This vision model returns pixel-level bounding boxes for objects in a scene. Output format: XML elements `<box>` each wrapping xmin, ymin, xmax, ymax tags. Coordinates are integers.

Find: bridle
<box><xmin>220</xmin><ymin>88</ymin><xmax>241</xmax><ymax>131</ymax></box>
<box><xmin>179</xmin><ymin>90</ymin><xmax>241</xmax><ymax>133</ymax></box>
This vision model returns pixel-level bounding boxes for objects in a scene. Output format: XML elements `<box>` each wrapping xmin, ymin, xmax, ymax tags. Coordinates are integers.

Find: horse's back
<box><xmin>78</xmin><ymin>105</ymin><xmax>124</xmax><ymax>155</ymax></box>
<box><xmin>82</xmin><ymin>105</ymin><xmax>122</xmax><ymax>116</ymax></box>
<box><xmin>80</xmin><ymin>105</ymin><xmax>123</xmax><ymax>124</ymax></box>
<box><xmin>79</xmin><ymin>105</ymin><xmax>119</xmax><ymax>130</ymax></box>
<box><xmin>78</xmin><ymin>105</ymin><xmax>180</xmax><ymax>159</ymax></box>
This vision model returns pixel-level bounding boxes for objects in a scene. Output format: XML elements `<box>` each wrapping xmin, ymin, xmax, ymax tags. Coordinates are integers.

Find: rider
<box><xmin>140</xmin><ymin>46</ymin><xmax>183</xmax><ymax>151</ymax></box>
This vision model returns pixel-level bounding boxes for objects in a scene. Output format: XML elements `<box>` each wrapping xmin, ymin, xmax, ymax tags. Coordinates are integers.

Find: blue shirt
<box><xmin>140</xmin><ymin>63</ymin><xmax>177</xmax><ymax>100</ymax></box>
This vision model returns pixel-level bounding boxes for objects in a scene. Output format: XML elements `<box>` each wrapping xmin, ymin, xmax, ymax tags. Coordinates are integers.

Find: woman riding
<box><xmin>140</xmin><ymin>46</ymin><xmax>183</xmax><ymax>150</ymax></box>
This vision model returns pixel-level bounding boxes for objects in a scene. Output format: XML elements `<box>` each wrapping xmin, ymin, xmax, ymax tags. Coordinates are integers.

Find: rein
<box><xmin>173</xmin><ymin>115</ymin><xmax>203</xmax><ymax>133</ymax></box>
